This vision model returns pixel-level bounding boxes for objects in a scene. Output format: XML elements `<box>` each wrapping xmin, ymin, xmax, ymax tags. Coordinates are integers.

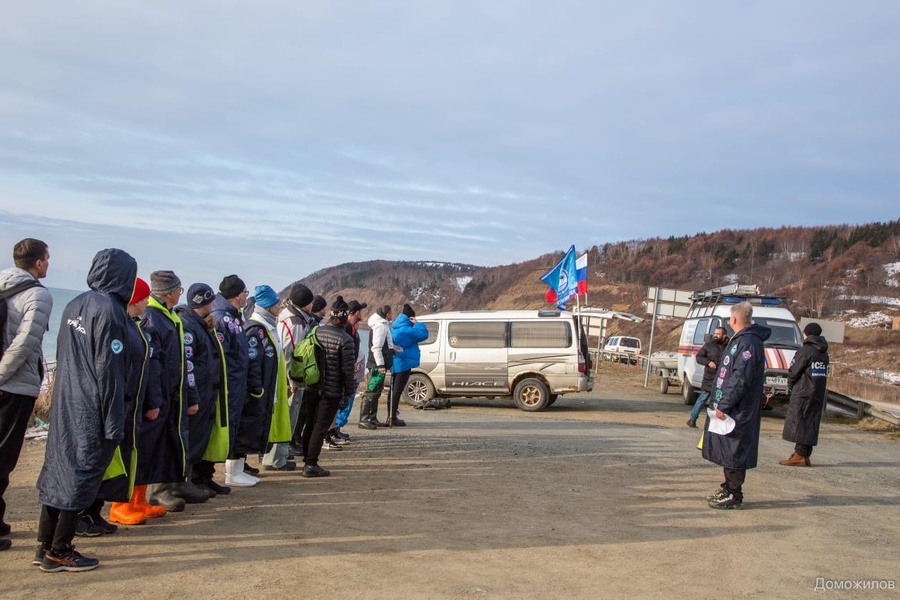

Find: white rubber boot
<box><xmin>225</xmin><ymin>458</ymin><xmax>259</xmax><ymax>487</ymax></box>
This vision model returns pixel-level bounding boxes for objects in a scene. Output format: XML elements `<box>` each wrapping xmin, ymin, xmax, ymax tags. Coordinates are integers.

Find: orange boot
<box><xmin>109</xmin><ymin>499</ymin><xmax>148</xmax><ymax>525</ymax></box>
<box><xmin>132</xmin><ymin>484</ymin><xmax>167</xmax><ymax>518</ymax></box>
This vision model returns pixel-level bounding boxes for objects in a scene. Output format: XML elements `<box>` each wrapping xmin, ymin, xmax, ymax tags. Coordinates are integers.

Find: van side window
<box><xmin>692</xmin><ymin>318</ymin><xmax>710</xmax><ymax>345</ymax></box>
<box><xmin>422</xmin><ymin>322</ymin><xmax>439</xmax><ymax>345</ymax></box>
<box><xmin>448</xmin><ymin>322</ymin><xmax>506</xmax><ymax>348</ymax></box>
<box><xmin>510</xmin><ymin>322</ymin><xmax>571</xmax><ymax>348</ymax></box>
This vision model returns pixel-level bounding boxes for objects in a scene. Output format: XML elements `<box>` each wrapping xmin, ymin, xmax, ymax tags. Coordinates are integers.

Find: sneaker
<box><xmin>0</xmin><ymin>538</ymin><xmax>10</xmax><ymax>552</ymax></box>
<box><xmin>243</xmin><ymin>462</ymin><xmax>260</xmax><ymax>475</ymax></box>
<box><xmin>33</xmin><ymin>545</ymin><xmax>49</xmax><ymax>565</ymax></box>
<box><xmin>75</xmin><ymin>515</ymin><xmax>105</xmax><ymax>537</ymax></box>
<box><xmin>708</xmin><ymin>493</ymin><xmax>744</xmax><ymax>510</ymax></box>
<box><xmin>706</xmin><ymin>488</ymin><xmax>728</xmax><ymax>502</ymax></box>
<box><xmin>358</xmin><ymin>421</ymin><xmax>377</xmax><ymax>430</ymax></box>
<box><xmin>322</xmin><ymin>437</ymin><xmax>342</xmax><ymax>450</ymax></box>
<box><xmin>289</xmin><ymin>443</ymin><xmax>305</xmax><ymax>456</ymax></box>
<box><xmin>300</xmin><ymin>464</ymin><xmax>330</xmax><ymax>478</ymax></box>
<box><xmin>39</xmin><ymin>545</ymin><xmax>100</xmax><ymax>572</ymax></box>
<box><xmin>687</xmin><ymin>419</ymin><xmax>697</xmax><ymax>428</ymax></box>
<box><xmin>334</xmin><ymin>429</ymin><xmax>351</xmax><ymax>441</ymax></box>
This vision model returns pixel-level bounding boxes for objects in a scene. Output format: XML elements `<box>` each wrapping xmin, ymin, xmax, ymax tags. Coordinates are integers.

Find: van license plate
<box><xmin>766</xmin><ymin>376</ymin><xmax>787</xmax><ymax>387</ymax></box>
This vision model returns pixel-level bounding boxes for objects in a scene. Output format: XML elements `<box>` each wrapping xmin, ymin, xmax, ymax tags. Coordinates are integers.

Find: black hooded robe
<box><xmin>36</xmin><ymin>249</ymin><xmax>137</xmax><ymax>511</ymax></box>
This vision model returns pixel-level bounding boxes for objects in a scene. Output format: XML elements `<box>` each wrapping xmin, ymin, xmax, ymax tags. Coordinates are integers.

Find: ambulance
<box><xmin>677</xmin><ymin>284</ymin><xmax>802</xmax><ymax>406</ymax></box>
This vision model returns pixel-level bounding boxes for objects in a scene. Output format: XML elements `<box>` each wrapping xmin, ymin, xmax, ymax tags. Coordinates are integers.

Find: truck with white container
<box><xmin>677</xmin><ymin>284</ymin><xmax>802</xmax><ymax>406</ymax></box>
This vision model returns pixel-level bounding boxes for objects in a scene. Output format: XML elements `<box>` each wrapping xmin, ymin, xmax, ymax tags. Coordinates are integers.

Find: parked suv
<box><xmin>602</xmin><ymin>336</ymin><xmax>642</xmax><ymax>364</ymax></box>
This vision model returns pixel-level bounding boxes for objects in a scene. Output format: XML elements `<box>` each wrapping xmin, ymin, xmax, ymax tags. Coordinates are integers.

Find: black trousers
<box><xmin>389</xmin><ymin>370</ymin><xmax>411</xmax><ymax>417</ymax></box>
<box><xmin>0</xmin><ymin>390</ymin><xmax>38</xmax><ymax>525</ymax></box>
<box><xmin>722</xmin><ymin>468</ymin><xmax>746</xmax><ymax>501</ymax></box>
<box><xmin>794</xmin><ymin>443</ymin><xmax>813</xmax><ymax>457</ymax></box>
<box><xmin>359</xmin><ymin>371</ymin><xmax>386</xmax><ymax>424</ymax></box>
<box><xmin>292</xmin><ymin>387</ymin><xmax>311</xmax><ymax>447</ymax></box>
<box><xmin>300</xmin><ymin>389</ymin><xmax>339</xmax><ymax>466</ymax></box>
<box><xmin>37</xmin><ymin>505</ymin><xmax>79</xmax><ymax>551</ymax></box>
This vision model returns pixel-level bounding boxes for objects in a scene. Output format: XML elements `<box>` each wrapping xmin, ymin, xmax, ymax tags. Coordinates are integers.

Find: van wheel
<box><xmin>404</xmin><ymin>374</ymin><xmax>435</xmax><ymax>406</ymax></box>
<box><xmin>548</xmin><ymin>394</ymin><xmax>559</xmax><ymax>406</ymax></box>
<box><xmin>659</xmin><ymin>377</ymin><xmax>669</xmax><ymax>395</ymax></box>
<box><xmin>513</xmin><ymin>378</ymin><xmax>550</xmax><ymax>412</ymax></box>
<box><xmin>682</xmin><ymin>377</ymin><xmax>697</xmax><ymax>405</ymax></box>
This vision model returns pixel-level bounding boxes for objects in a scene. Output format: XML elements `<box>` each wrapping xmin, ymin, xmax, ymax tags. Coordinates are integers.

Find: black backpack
<box><xmin>0</xmin><ymin>279</ymin><xmax>43</xmax><ymax>358</ymax></box>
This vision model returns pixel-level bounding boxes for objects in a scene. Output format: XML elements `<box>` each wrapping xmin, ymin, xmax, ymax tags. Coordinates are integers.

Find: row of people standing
<box><xmin>0</xmin><ymin>240</ymin><xmax>428</xmax><ymax>569</ymax></box>
<box><xmin>15</xmin><ymin>248</ymin><xmax>363</xmax><ymax>572</ymax></box>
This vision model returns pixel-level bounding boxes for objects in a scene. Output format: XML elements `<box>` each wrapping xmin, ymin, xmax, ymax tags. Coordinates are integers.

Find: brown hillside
<box><xmin>292</xmin><ymin>221</ymin><xmax>899</xmax><ymax>400</ymax></box>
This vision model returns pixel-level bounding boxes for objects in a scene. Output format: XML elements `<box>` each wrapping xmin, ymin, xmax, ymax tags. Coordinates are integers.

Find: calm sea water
<box><xmin>43</xmin><ymin>287</ymin><xmax>85</xmax><ymax>362</ymax></box>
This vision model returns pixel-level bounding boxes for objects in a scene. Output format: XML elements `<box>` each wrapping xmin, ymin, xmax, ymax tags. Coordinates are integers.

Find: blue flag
<box><xmin>540</xmin><ymin>245</ymin><xmax>578</xmax><ymax>310</ymax></box>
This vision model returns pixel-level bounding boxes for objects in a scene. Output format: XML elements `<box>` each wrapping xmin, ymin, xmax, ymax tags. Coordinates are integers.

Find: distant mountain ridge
<box><xmin>296</xmin><ymin>221</ymin><xmax>900</xmax><ymax>326</ymax></box>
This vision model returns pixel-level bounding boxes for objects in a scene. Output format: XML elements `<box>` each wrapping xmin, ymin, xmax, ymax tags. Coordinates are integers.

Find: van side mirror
<box><xmin>703</xmin><ymin>333</ymin><xmax>711</xmax><ymax>343</ymax></box>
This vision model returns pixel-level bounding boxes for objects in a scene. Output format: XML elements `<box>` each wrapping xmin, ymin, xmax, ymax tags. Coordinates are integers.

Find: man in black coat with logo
<box><xmin>702</xmin><ymin>301</ymin><xmax>770</xmax><ymax>510</ymax></box>
<box><xmin>141</xmin><ymin>271</ymin><xmax>205</xmax><ymax>509</ymax></box>
<box><xmin>211</xmin><ymin>275</ymin><xmax>258</xmax><ymax>487</ymax></box>
<box><xmin>176</xmin><ymin>283</ymin><xmax>230</xmax><ymax>494</ymax></box>
<box><xmin>35</xmin><ymin>248</ymin><xmax>136</xmax><ymax>572</ymax></box>
<box><xmin>779</xmin><ymin>322</ymin><xmax>829</xmax><ymax>467</ymax></box>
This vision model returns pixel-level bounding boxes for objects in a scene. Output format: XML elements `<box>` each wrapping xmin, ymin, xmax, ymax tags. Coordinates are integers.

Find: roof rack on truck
<box><xmin>688</xmin><ymin>283</ymin><xmax>786</xmax><ymax>318</ymax></box>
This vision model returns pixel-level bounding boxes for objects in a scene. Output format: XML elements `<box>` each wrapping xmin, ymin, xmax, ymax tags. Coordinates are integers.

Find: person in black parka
<box><xmin>140</xmin><ymin>271</ymin><xmax>204</xmax><ymax>509</ymax></box>
<box><xmin>176</xmin><ymin>283</ymin><xmax>228</xmax><ymax>493</ymax></box>
<box><xmin>779</xmin><ymin>322</ymin><xmax>829</xmax><ymax>467</ymax></box>
<box><xmin>236</xmin><ymin>288</ymin><xmax>281</xmax><ymax>461</ymax></box>
<box><xmin>687</xmin><ymin>327</ymin><xmax>728</xmax><ymax>428</ymax></box>
<box><xmin>35</xmin><ymin>248</ymin><xmax>136</xmax><ymax>572</ymax></box>
<box><xmin>702</xmin><ymin>301</ymin><xmax>770</xmax><ymax>510</ymax></box>
<box><xmin>300</xmin><ymin>298</ymin><xmax>356</xmax><ymax>478</ymax></box>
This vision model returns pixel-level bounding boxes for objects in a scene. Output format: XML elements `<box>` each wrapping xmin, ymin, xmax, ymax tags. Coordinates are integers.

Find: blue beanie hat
<box><xmin>254</xmin><ymin>285</ymin><xmax>279</xmax><ymax>309</ymax></box>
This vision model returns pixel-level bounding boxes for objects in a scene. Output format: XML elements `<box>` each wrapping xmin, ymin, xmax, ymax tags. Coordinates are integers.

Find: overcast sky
<box><xmin>1</xmin><ymin>1</ymin><xmax>898</xmax><ymax>291</ymax></box>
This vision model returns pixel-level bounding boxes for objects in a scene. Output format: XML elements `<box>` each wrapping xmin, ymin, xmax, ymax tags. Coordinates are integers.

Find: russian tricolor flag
<box><xmin>576</xmin><ymin>252</ymin><xmax>588</xmax><ymax>296</ymax></box>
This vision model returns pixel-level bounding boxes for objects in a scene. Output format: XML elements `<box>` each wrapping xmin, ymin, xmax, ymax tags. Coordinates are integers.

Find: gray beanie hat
<box><xmin>150</xmin><ymin>270</ymin><xmax>182</xmax><ymax>294</ymax></box>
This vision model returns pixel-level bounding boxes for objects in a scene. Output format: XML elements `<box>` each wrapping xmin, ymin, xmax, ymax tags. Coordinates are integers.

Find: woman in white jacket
<box><xmin>357</xmin><ymin>305</ymin><xmax>396</xmax><ymax>429</ymax></box>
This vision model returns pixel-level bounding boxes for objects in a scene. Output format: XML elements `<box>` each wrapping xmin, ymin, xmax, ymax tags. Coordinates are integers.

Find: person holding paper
<box><xmin>702</xmin><ymin>301</ymin><xmax>770</xmax><ymax>510</ymax></box>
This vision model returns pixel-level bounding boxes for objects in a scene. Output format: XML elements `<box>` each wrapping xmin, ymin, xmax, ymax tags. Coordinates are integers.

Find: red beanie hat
<box><xmin>130</xmin><ymin>277</ymin><xmax>151</xmax><ymax>305</ymax></box>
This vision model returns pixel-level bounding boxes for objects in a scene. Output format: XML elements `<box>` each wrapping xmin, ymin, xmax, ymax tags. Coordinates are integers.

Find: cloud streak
<box><xmin>1</xmin><ymin>1</ymin><xmax>898</xmax><ymax>290</ymax></box>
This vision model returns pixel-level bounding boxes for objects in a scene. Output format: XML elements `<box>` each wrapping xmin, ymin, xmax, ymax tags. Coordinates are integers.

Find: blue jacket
<box><xmin>702</xmin><ymin>323</ymin><xmax>770</xmax><ymax>470</ymax></box>
<box><xmin>390</xmin><ymin>314</ymin><xmax>428</xmax><ymax>373</ymax></box>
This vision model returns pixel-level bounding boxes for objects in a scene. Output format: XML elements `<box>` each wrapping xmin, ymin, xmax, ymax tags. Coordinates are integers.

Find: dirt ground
<box><xmin>1</xmin><ymin>365</ymin><xmax>897</xmax><ymax>599</ymax></box>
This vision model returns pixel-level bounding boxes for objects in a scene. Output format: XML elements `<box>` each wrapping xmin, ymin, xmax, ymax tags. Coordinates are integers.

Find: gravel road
<box><xmin>1</xmin><ymin>366</ymin><xmax>897</xmax><ymax>599</ymax></box>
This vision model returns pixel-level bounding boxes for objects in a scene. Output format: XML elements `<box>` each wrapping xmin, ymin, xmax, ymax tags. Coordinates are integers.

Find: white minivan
<box><xmin>677</xmin><ymin>284</ymin><xmax>802</xmax><ymax>405</ymax></box>
<box><xmin>399</xmin><ymin>310</ymin><xmax>594</xmax><ymax>412</ymax></box>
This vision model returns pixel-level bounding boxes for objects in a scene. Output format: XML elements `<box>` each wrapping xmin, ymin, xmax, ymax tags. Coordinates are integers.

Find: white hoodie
<box><xmin>367</xmin><ymin>312</ymin><xmax>395</xmax><ymax>368</ymax></box>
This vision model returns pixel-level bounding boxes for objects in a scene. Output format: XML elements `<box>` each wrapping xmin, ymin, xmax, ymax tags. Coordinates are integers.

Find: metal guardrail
<box><xmin>827</xmin><ymin>390</ymin><xmax>900</xmax><ymax>427</ymax></box>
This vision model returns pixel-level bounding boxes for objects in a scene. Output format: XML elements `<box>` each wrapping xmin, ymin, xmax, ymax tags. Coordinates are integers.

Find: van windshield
<box><xmin>722</xmin><ymin>318</ymin><xmax>802</xmax><ymax>348</ymax></box>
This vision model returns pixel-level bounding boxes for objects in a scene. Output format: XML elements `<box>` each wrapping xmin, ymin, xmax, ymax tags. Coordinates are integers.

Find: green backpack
<box><xmin>290</xmin><ymin>326</ymin><xmax>323</xmax><ymax>386</ymax></box>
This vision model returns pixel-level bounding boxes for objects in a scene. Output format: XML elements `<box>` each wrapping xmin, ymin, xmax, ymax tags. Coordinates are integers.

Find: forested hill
<box><xmin>296</xmin><ymin>220</ymin><xmax>900</xmax><ymax>327</ymax></box>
